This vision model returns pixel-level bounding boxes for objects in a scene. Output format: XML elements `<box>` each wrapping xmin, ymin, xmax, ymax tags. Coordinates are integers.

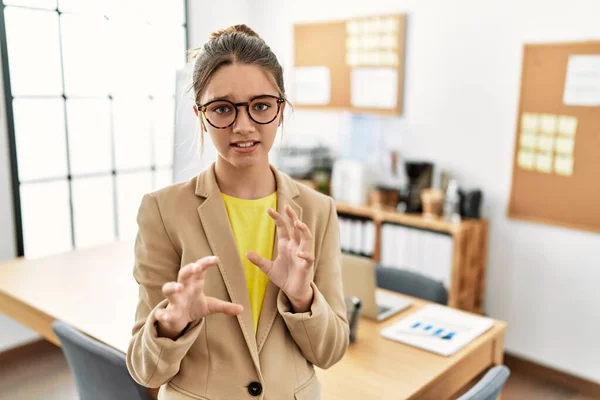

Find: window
<box><xmin>1</xmin><ymin>0</ymin><xmax>186</xmax><ymax>258</ymax></box>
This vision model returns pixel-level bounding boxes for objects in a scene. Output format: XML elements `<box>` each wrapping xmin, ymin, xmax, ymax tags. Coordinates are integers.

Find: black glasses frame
<box><xmin>197</xmin><ymin>95</ymin><xmax>285</xmax><ymax>129</ymax></box>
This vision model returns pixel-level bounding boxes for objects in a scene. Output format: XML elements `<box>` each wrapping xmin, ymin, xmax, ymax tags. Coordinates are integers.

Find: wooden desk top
<box><xmin>0</xmin><ymin>241</ymin><xmax>138</xmax><ymax>353</ymax></box>
<box><xmin>317</xmin><ymin>298</ymin><xmax>506</xmax><ymax>399</ymax></box>
<box><xmin>0</xmin><ymin>242</ymin><xmax>506</xmax><ymax>400</ymax></box>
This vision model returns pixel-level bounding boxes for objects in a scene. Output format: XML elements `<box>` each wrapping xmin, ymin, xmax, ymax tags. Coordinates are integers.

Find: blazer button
<box><xmin>248</xmin><ymin>381</ymin><xmax>262</xmax><ymax>396</ymax></box>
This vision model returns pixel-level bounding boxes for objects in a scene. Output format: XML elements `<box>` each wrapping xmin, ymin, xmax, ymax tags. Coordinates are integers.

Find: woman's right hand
<box><xmin>155</xmin><ymin>256</ymin><xmax>243</xmax><ymax>339</ymax></box>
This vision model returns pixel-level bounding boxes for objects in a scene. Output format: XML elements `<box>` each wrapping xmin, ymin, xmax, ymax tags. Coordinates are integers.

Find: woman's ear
<box><xmin>194</xmin><ymin>104</ymin><xmax>207</xmax><ymax>132</ymax></box>
<box><xmin>278</xmin><ymin>102</ymin><xmax>286</xmax><ymax>126</ymax></box>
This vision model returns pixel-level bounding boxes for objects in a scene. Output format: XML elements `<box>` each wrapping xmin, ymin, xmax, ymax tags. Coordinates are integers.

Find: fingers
<box><xmin>155</xmin><ymin>306</ymin><xmax>183</xmax><ymax>327</ymax></box>
<box><xmin>296</xmin><ymin>250</ymin><xmax>315</xmax><ymax>264</ymax></box>
<box><xmin>162</xmin><ymin>281</ymin><xmax>183</xmax><ymax>297</ymax></box>
<box><xmin>246</xmin><ymin>251</ymin><xmax>273</xmax><ymax>274</ymax></box>
<box><xmin>285</xmin><ymin>205</ymin><xmax>301</xmax><ymax>243</ymax></box>
<box><xmin>267</xmin><ymin>208</ymin><xmax>291</xmax><ymax>240</ymax></box>
<box><xmin>205</xmin><ymin>297</ymin><xmax>244</xmax><ymax>316</ymax></box>
<box><xmin>294</xmin><ymin>219</ymin><xmax>313</xmax><ymax>254</ymax></box>
<box><xmin>162</xmin><ymin>281</ymin><xmax>184</xmax><ymax>305</ymax></box>
<box><xmin>178</xmin><ymin>256</ymin><xmax>219</xmax><ymax>283</ymax></box>
<box><xmin>155</xmin><ymin>307</ymin><xmax>167</xmax><ymax>323</ymax></box>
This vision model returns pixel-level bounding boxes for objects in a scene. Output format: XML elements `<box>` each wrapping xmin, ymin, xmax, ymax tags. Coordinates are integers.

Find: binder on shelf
<box><xmin>351</xmin><ymin>219</ymin><xmax>362</xmax><ymax>254</ymax></box>
<box><xmin>379</xmin><ymin>223</ymin><xmax>453</xmax><ymax>289</ymax></box>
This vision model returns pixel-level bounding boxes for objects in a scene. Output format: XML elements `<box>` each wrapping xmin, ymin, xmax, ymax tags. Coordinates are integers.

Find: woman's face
<box><xmin>195</xmin><ymin>63</ymin><xmax>284</xmax><ymax>170</ymax></box>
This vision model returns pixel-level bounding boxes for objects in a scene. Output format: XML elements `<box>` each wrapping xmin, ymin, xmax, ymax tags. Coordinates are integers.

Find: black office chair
<box><xmin>52</xmin><ymin>320</ymin><xmax>152</xmax><ymax>400</ymax></box>
<box><xmin>376</xmin><ymin>265</ymin><xmax>449</xmax><ymax>304</ymax></box>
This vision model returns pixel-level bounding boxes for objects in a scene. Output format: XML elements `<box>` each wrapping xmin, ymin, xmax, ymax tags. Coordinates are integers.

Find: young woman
<box><xmin>126</xmin><ymin>25</ymin><xmax>349</xmax><ymax>400</ymax></box>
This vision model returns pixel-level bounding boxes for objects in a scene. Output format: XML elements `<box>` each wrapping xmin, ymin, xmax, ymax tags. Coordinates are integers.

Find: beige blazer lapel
<box><xmin>195</xmin><ymin>164</ymin><xmax>261</xmax><ymax>373</ymax></box>
<box><xmin>256</xmin><ymin>166</ymin><xmax>302</xmax><ymax>354</ymax></box>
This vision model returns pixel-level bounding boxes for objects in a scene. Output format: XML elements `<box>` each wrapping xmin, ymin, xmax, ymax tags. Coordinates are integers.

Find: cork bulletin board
<box><xmin>508</xmin><ymin>41</ymin><xmax>600</xmax><ymax>233</ymax></box>
<box><xmin>293</xmin><ymin>14</ymin><xmax>406</xmax><ymax>115</ymax></box>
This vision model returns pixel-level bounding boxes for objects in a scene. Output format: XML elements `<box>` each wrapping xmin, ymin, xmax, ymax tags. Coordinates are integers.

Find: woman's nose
<box><xmin>232</xmin><ymin>107</ymin><xmax>256</xmax><ymax>134</ymax></box>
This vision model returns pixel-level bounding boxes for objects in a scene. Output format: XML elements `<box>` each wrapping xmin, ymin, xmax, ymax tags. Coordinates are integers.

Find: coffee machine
<box><xmin>398</xmin><ymin>161</ymin><xmax>434</xmax><ymax>213</ymax></box>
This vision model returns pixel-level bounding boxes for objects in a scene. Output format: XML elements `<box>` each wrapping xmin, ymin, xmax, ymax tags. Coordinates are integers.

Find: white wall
<box><xmin>187</xmin><ymin>0</ymin><xmax>251</xmax><ymax>50</ymax></box>
<box><xmin>0</xmin><ymin>51</ymin><xmax>40</xmax><ymax>352</ymax></box>
<box><xmin>189</xmin><ymin>0</ymin><xmax>600</xmax><ymax>383</ymax></box>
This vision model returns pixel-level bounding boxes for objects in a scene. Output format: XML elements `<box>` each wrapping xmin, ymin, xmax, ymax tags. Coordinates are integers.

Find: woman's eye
<box><xmin>253</xmin><ymin>103</ymin><xmax>270</xmax><ymax>112</ymax></box>
<box><xmin>212</xmin><ymin>105</ymin><xmax>232</xmax><ymax>114</ymax></box>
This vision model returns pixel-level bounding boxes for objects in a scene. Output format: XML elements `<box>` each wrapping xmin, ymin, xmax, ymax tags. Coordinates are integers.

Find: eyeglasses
<box><xmin>197</xmin><ymin>95</ymin><xmax>285</xmax><ymax>129</ymax></box>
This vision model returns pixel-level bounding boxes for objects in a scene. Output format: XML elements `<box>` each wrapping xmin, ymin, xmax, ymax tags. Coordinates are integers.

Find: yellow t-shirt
<box><xmin>222</xmin><ymin>192</ymin><xmax>277</xmax><ymax>333</ymax></box>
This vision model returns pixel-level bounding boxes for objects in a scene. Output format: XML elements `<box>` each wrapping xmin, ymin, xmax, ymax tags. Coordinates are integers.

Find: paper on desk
<box><xmin>563</xmin><ymin>55</ymin><xmax>600</xmax><ymax>106</ymax></box>
<box><xmin>380</xmin><ymin>304</ymin><xmax>495</xmax><ymax>356</ymax></box>
<box><xmin>293</xmin><ymin>66</ymin><xmax>331</xmax><ymax>105</ymax></box>
<box><xmin>351</xmin><ymin>68</ymin><xmax>398</xmax><ymax>109</ymax></box>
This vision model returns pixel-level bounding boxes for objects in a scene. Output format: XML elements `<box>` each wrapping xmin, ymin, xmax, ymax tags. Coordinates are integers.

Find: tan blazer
<box><xmin>126</xmin><ymin>164</ymin><xmax>349</xmax><ymax>400</ymax></box>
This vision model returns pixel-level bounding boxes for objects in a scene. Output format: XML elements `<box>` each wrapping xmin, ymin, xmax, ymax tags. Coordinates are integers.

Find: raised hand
<box><xmin>247</xmin><ymin>205</ymin><xmax>315</xmax><ymax>312</ymax></box>
<box><xmin>156</xmin><ymin>256</ymin><xmax>243</xmax><ymax>339</ymax></box>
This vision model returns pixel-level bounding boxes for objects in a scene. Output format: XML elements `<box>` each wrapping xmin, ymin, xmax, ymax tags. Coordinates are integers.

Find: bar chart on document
<box><xmin>380</xmin><ymin>304</ymin><xmax>494</xmax><ymax>356</ymax></box>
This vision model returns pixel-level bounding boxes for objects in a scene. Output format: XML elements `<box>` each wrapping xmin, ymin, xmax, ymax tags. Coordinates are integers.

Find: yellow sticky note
<box><xmin>346</xmin><ymin>37</ymin><xmax>360</xmax><ymax>51</ymax></box>
<box><xmin>558</xmin><ymin>116</ymin><xmax>578</xmax><ymax>137</ymax></box>
<box><xmin>536</xmin><ymin>136</ymin><xmax>554</xmax><ymax>152</ymax></box>
<box><xmin>359</xmin><ymin>20</ymin><xmax>370</xmax><ymax>34</ymax></box>
<box><xmin>383</xmin><ymin>34</ymin><xmax>397</xmax><ymax>49</ymax></box>
<box><xmin>346</xmin><ymin>52</ymin><xmax>358</xmax><ymax>66</ymax></box>
<box><xmin>540</xmin><ymin>114</ymin><xmax>557</xmax><ymax>135</ymax></box>
<box><xmin>358</xmin><ymin>35</ymin><xmax>369</xmax><ymax>49</ymax></box>
<box><xmin>554</xmin><ymin>155</ymin><xmax>574</xmax><ymax>176</ymax></box>
<box><xmin>366</xmin><ymin>36</ymin><xmax>378</xmax><ymax>50</ymax></box>
<box><xmin>522</xmin><ymin>127</ymin><xmax>537</xmax><ymax>136</ymax></box>
<box><xmin>520</xmin><ymin>133</ymin><xmax>536</xmax><ymax>149</ymax></box>
<box><xmin>355</xmin><ymin>53</ymin><xmax>366</xmax><ymax>65</ymax></box>
<box><xmin>535</xmin><ymin>153</ymin><xmax>553</xmax><ymax>173</ymax></box>
<box><xmin>387</xmin><ymin>52</ymin><xmax>398</xmax><ymax>66</ymax></box>
<box><xmin>387</xmin><ymin>17</ymin><xmax>399</xmax><ymax>33</ymax></box>
<box><xmin>347</xmin><ymin>21</ymin><xmax>360</xmax><ymax>35</ymax></box>
<box><xmin>518</xmin><ymin>150</ymin><xmax>535</xmax><ymax>170</ymax></box>
<box><xmin>555</xmin><ymin>137</ymin><xmax>575</xmax><ymax>154</ymax></box>
<box><xmin>522</xmin><ymin>113</ymin><xmax>539</xmax><ymax>131</ymax></box>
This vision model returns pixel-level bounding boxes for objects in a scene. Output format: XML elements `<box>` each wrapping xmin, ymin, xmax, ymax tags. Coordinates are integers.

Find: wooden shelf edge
<box><xmin>335</xmin><ymin>201</ymin><xmax>477</xmax><ymax>234</ymax></box>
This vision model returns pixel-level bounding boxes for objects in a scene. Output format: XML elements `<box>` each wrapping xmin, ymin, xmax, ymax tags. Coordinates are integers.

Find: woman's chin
<box><xmin>224</xmin><ymin>150</ymin><xmax>267</xmax><ymax>169</ymax></box>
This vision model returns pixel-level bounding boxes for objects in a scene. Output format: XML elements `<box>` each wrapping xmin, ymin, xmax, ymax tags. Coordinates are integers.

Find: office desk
<box><xmin>0</xmin><ymin>242</ymin><xmax>506</xmax><ymax>400</ymax></box>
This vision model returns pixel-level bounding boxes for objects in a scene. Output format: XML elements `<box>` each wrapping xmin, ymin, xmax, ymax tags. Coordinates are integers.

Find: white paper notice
<box><xmin>293</xmin><ymin>66</ymin><xmax>331</xmax><ymax>105</ymax></box>
<box><xmin>351</xmin><ymin>68</ymin><xmax>398</xmax><ymax>109</ymax></box>
<box><xmin>563</xmin><ymin>55</ymin><xmax>600</xmax><ymax>106</ymax></box>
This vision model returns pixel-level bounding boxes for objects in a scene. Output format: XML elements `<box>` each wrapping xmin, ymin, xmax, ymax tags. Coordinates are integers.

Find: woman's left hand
<box><xmin>247</xmin><ymin>205</ymin><xmax>315</xmax><ymax>312</ymax></box>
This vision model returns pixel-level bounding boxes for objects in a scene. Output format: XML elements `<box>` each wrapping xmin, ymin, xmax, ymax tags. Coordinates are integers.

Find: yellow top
<box><xmin>222</xmin><ymin>192</ymin><xmax>277</xmax><ymax>333</ymax></box>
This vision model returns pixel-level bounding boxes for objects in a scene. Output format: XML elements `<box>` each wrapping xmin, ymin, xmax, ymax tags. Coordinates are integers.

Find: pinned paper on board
<box><xmin>563</xmin><ymin>55</ymin><xmax>600</xmax><ymax>106</ymax></box>
<box><xmin>539</xmin><ymin>114</ymin><xmax>557</xmax><ymax>135</ymax></box>
<box><xmin>292</xmin><ymin>66</ymin><xmax>331</xmax><ymax>105</ymax></box>
<box><xmin>517</xmin><ymin>150</ymin><xmax>535</xmax><ymax>170</ymax></box>
<box><xmin>350</xmin><ymin>68</ymin><xmax>398</xmax><ymax>109</ymax></box>
<box><xmin>520</xmin><ymin>133</ymin><xmax>536</xmax><ymax>149</ymax></box>
<box><xmin>346</xmin><ymin>15</ymin><xmax>399</xmax><ymax>67</ymax></box>
<box><xmin>508</xmin><ymin>41</ymin><xmax>600</xmax><ymax>234</ymax></box>
<box><xmin>535</xmin><ymin>153</ymin><xmax>553</xmax><ymax>173</ymax></box>
<box><xmin>517</xmin><ymin>112</ymin><xmax>577</xmax><ymax>176</ymax></box>
<box><xmin>554</xmin><ymin>155</ymin><xmax>574</xmax><ymax>176</ymax></box>
<box><xmin>558</xmin><ymin>115</ymin><xmax>578</xmax><ymax>137</ymax></box>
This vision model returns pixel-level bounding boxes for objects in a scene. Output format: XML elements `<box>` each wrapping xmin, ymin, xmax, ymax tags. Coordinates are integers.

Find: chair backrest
<box><xmin>457</xmin><ymin>365</ymin><xmax>511</xmax><ymax>400</ymax></box>
<box><xmin>52</xmin><ymin>320</ymin><xmax>151</xmax><ymax>400</ymax></box>
<box><xmin>375</xmin><ymin>265</ymin><xmax>449</xmax><ymax>304</ymax></box>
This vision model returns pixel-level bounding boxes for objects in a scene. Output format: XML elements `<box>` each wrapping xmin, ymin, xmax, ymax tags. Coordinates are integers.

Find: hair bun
<box><xmin>210</xmin><ymin>24</ymin><xmax>260</xmax><ymax>40</ymax></box>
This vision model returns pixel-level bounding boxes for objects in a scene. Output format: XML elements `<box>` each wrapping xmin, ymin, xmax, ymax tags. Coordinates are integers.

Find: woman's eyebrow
<box><xmin>205</xmin><ymin>93</ymin><xmax>280</xmax><ymax>104</ymax></box>
<box><xmin>249</xmin><ymin>93</ymin><xmax>280</xmax><ymax>101</ymax></box>
<box><xmin>204</xmin><ymin>94</ymin><xmax>234</xmax><ymax>103</ymax></box>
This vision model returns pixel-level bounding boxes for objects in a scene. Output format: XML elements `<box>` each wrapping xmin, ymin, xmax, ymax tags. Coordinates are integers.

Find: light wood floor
<box><xmin>0</xmin><ymin>340</ymin><xmax>597</xmax><ymax>400</ymax></box>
